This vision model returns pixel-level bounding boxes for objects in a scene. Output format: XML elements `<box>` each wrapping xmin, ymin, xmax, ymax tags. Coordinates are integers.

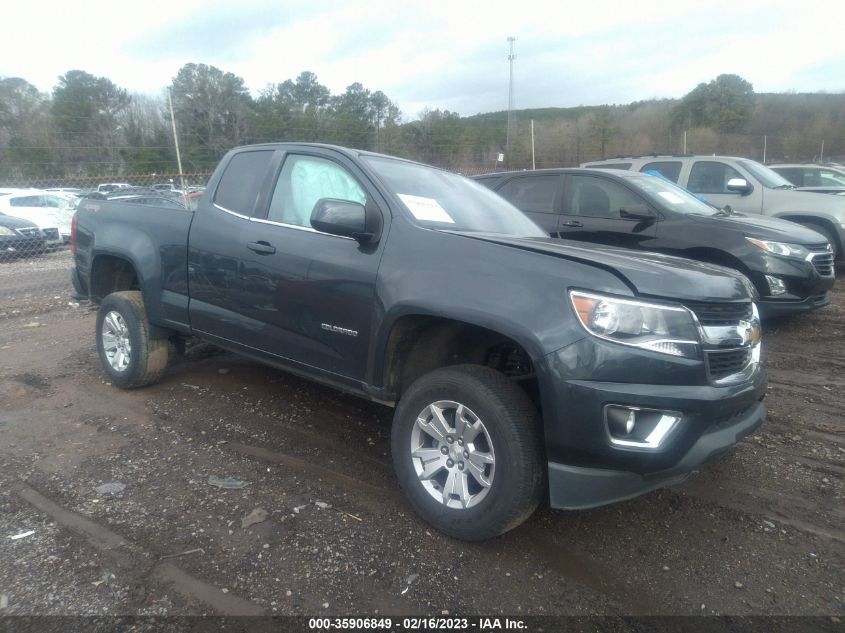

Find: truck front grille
<box><xmin>685</xmin><ymin>301</ymin><xmax>753</xmax><ymax>326</ymax></box>
<box><xmin>17</xmin><ymin>227</ymin><xmax>41</xmax><ymax>237</ymax></box>
<box><xmin>42</xmin><ymin>228</ymin><xmax>60</xmax><ymax>241</ymax></box>
<box><xmin>706</xmin><ymin>348</ymin><xmax>753</xmax><ymax>381</ymax></box>
<box><xmin>807</xmin><ymin>244</ymin><xmax>834</xmax><ymax>276</ymax></box>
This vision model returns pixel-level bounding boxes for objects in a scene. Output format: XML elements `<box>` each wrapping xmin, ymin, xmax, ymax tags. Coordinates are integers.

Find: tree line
<box><xmin>1</xmin><ymin>67</ymin><xmax>843</xmax><ymax>181</ymax></box>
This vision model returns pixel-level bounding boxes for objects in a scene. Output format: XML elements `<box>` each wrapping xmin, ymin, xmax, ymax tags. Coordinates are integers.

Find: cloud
<box><xmin>1</xmin><ymin>0</ymin><xmax>844</xmax><ymax>116</ymax></box>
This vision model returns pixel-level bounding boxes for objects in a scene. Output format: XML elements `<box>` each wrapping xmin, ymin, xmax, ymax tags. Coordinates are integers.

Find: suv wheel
<box><xmin>391</xmin><ymin>365</ymin><xmax>544</xmax><ymax>541</ymax></box>
<box><xmin>96</xmin><ymin>291</ymin><xmax>169</xmax><ymax>388</ymax></box>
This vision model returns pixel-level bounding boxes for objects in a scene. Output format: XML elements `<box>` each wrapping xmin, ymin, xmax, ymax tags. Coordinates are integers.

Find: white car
<box><xmin>0</xmin><ymin>190</ymin><xmax>69</xmax><ymax>247</ymax></box>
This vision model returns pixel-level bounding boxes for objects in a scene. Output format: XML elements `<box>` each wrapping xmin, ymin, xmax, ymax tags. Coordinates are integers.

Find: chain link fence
<box><xmin>0</xmin><ymin>172</ymin><xmax>211</xmax><ymax>320</ymax></box>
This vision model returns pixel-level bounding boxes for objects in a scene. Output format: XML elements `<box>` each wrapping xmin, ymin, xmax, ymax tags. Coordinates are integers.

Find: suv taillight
<box><xmin>70</xmin><ymin>212</ymin><xmax>78</xmax><ymax>255</ymax></box>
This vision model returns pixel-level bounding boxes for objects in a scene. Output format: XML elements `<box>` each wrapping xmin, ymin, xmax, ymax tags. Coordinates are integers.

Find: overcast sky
<box><xmin>4</xmin><ymin>0</ymin><xmax>844</xmax><ymax>119</ymax></box>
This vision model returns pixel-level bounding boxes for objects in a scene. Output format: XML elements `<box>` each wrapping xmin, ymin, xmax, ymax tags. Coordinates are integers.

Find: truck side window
<box><xmin>567</xmin><ymin>175</ymin><xmax>641</xmax><ymax>219</ymax></box>
<box><xmin>640</xmin><ymin>161</ymin><xmax>682</xmax><ymax>183</ymax></box>
<box><xmin>268</xmin><ymin>155</ymin><xmax>367</xmax><ymax>227</ymax></box>
<box><xmin>688</xmin><ymin>161</ymin><xmax>744</xmax><ymax>194</ymax></box>
<box><xmin>497</xmin><ymin>175</ymin><xmax>558</xmax><ymax>213</ymax></box>
<box><xmin>213</xmin><ymin>150</ymin><xmax>275</xmax><ymax>216</ymax></box>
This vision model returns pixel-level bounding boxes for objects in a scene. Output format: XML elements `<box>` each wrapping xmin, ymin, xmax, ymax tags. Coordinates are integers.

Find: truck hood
<box><xmin>690</xmin><ymin>212</ymin><xmax>829</xmax><ymax>244</ymax></box>
<box><xmin>795</xmin><ymin>186</ymin><xmax>845</xmax><ymax>195</ymax></box>
<box><xmin>455</xmin><ymin>233</ymin><xmax>754</xmax><ymax>303</ymax></box>
<box><xmin>764</xmin><ymin>187</ymin><xmax>845</xmax><ymax>213</ymax></box>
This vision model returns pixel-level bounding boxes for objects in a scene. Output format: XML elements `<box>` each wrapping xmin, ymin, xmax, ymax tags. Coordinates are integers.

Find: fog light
<box><xmin>604</xmin><ymin>405</ymin><xmax>682</xmax><ymax>449</ymax></box>
<box><xmin>607</xmin><ymin>407</ymin><xmax>636</xmax><ymax>436</ymax></box>
<box><xmin>764</xmin><ymin>275</ymin><xmax>786</xmax><ymax>296</ymax></box>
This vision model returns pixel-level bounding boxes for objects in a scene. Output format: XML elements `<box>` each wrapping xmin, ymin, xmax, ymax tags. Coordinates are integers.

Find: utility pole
<box><xmin>506</xmin><ymin>36</ymin><xmax>516</xmax><ymax>158</ymax></box>
<box><xmin>167</xmin><ymin>88</ymin><xmax>188</xmax><ymax>206</ymax></box>
<box><xmin>683</xmin><ymin>130</ymin><xmax>687</xmax><ymax>154</ymax></box>
<box><xmin>762</xmin><ymin>135</ymin><xmax>767</xmax><ymax>163</ymax></box>
<box><xmin>530</xmin><ymin>119</ymin><xmax>536</xmax><ymax>169</ymax></box>
<box><xmin>820</xmin><ymin>139</ymin><xmax>825</xmax><ymax>162</ymax></box>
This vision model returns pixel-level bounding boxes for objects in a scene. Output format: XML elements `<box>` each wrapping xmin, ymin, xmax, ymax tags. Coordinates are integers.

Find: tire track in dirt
<box><xmin>14</xmin><ymin>483</ymin><xmax>266</xmax><ymax>616</ymax></box>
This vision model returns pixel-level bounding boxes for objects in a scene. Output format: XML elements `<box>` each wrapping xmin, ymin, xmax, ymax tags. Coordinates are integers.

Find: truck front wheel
<box><xmin>96</xmin><ymin>291</ymin><xmax>169</xmax><ymax>389</ymax></box>
<box><xmin>391</xmin><ymin>365</ymin><xmax>545</xmax><ymax>541</ymax></box>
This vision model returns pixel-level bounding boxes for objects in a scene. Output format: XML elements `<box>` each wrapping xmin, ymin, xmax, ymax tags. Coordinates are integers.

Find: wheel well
<box><xmin>779</xmin><ymin>216</ymin><xmax>841</xmax><ymax>253</ymax></box>
<box><xmin>682</xmin><ymin>247</ymin><xmax>754</xmax><ymax>279</ymax></box>
<box><xmin>90</xmin><ymin>255</ymin><xmax>140</xmax><ymax>302</ymax></box>
<box><xmin>383</xmin><ymin>316</ymin><xmax>538</xmax><ymax>406</ymax></box>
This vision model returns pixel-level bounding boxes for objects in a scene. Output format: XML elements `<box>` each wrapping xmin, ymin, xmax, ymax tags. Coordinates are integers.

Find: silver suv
<box><xmin>768</xmin><ymin>164</ymin><xmax>845</xmax><ymax>193</ymax></box>
<box><xmin>582</xmin><ymin>155</ymin><xmax>845</xmax><ymax>259</ymax></box>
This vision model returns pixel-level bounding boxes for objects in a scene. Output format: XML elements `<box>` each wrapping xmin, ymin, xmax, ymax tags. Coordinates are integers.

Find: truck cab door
<box><xmin>556</xmin><ymin>174</ymin><xmax>658</xmax><ymax>249</ymax></box>
<box><xmin>235</xmin><ymin>150</ymin><xmax>387</xmax><ymax>383</ymax></box>
<box><xmin>685</xmin><ymin>159</ymin><xmax>764</xmax><ymax>214</ymax></box>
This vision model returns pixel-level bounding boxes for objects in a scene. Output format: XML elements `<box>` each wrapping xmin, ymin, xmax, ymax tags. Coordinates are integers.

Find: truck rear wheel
<box><xmin>96</xmin><ymin>291</ymin><xmax>169</xmax><ymax>389</ymax></box>
<box><xmin>391</xmin><ymin>365</ymin><xmax>545</xmax><ymax>541</ymax></box>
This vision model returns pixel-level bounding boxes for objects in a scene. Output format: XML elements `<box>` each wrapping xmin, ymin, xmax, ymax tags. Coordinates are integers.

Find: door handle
<box><xmin>246</xmin><ymin>241</ymin><xmax>276</xmax><ymax>255</ymax></box>
<box><xmin>560</xmin><ymin>220</ymin><xmax>583</xmax><ymax>227</ymax></box>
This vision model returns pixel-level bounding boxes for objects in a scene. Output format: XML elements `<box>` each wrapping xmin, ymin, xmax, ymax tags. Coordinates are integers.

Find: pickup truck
<box><xmin>582</xmin><ymin>155</ymin><xmax>845</xmax><ymax>260</ymax></box>
<box><xmin>71</xmin><ymin>143</ymin><xmax>767</xmax><ymax>540</ymax></box>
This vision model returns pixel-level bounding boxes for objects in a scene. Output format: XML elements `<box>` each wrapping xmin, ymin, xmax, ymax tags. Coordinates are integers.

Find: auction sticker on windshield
<box><xmin>658</xmin><ymin>191</ymin><xmax>685</xmax><ymax>204</ymax></box>
<box><xmin>398</xmin><ymin>194</ymin><xmax>455</xmax><ymax>223</ymax></box>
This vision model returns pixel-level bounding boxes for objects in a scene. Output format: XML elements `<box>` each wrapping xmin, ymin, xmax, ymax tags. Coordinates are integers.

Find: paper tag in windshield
<box><xmin>657</xmin><ymin>191</ymin><xmax>684</xmax><ymax>204</ymax></box>
<box><xmin>398</xmin><ymin>194</ymin><xmax>455</xmax><ymax>223</ymax></box>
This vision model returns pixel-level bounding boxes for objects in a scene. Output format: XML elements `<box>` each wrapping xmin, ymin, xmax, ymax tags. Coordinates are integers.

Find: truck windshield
<box><xmin>363</xmin><ymin>156</ymin><xmax>546</xmax><ymax>237</ymax></box>
<box><xmin>738</xmin><ymin>160</ymin><xmax>795</xmax><ymax>189</ymax></box>
<box><xmin>624</xmin><ymin>174</ymin><xmax>721</xmax><ymax>216</ymax></box>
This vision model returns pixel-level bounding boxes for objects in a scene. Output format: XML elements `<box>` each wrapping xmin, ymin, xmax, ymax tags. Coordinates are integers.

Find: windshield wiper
<box><xmin>774</xmin><ymin>184</ymin><xmax>796</xmax><ymax>190</ymax></box>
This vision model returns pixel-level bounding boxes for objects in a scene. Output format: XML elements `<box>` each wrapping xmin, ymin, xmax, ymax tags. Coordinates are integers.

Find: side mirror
<box><xmin>726</xmin><ymin>178</ymin><xmax>753</xmax><ymax>195</ymax></box>
<box><xmin>310</xmin><ymin>198</ymin><xmax>380</xmax><ymax>243</ymax></box>
<box><xmin>619</xmin><ymin>204</ymin><xmax>657</xmax><ymax>221</ymax></box>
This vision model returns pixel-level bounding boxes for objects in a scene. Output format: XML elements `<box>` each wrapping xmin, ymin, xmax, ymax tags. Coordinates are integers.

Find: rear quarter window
<box><xmin>496</xmin><ymin>175</ymin><xmax>558</xmax><ymax>213</ymax></box>
<box><xmin>213</xmin><ymin>150</ymin><xmax>275</xmax><ymax>216</ymax></box>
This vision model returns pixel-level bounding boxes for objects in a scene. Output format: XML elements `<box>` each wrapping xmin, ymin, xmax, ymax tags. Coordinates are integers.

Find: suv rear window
<box><xmin>214</xmin><ymin>150</ymin><xmax>275</xmax><ymax>215</ymax></box>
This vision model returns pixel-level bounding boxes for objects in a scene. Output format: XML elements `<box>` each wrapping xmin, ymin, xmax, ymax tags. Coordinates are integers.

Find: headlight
<box><xmin>0</xmin><ymin>227</ymin><xmax>15</xmax><ymax>236</ymax></box>
<box><xmin>745</xmin><ymin>237</ymin><xmax>808</xmax><ymax>258</ymax></box>
<box><xmin>570</xmin><ymin>291</ymin><xmax>700</xmax><ymax>359</ymax></box>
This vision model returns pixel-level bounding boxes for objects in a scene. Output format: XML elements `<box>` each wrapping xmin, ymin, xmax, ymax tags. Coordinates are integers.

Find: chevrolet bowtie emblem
<box><xmin>737</xmin><ymin>320</ymin><xmax>761</xmax><ymax>346</ymax></box>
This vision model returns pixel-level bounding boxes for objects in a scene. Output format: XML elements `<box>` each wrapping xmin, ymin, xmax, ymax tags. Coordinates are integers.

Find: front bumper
<box><xmin>548</xmin><ymin>400</ymin><xmax>765</xmax><ymax>509</ymax></box>
<box><xmin>750</xmin><ymin>254</ymin><xmax>834</xmax><ymax>316</ymax></box>
<box><xmin>758</xmin><ymin>291</ymin><xmax>830</xmax><ymax>316</ymax></box>
<box><xmin>538</xmin><ymin>337</ymin><xmax>767</xmax><ymax>509</ymax></box>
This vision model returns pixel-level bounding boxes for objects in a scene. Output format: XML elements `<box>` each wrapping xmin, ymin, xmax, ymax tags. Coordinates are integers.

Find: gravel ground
<box><xmin>0</xmin><ymin>248</ymin><xmax>76</xmax><ymax>319</ymax></box>
<box><xmin>0</xmin><ymin>266</ymin><xmax>842</xmax><ymax>623</ymax></box>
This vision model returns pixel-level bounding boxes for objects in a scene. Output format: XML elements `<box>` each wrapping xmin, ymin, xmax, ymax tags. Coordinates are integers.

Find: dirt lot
<box><xmin>0</xmin><ymin>253</ymin><xmax>842</xmax><ymax>621</ymax></box>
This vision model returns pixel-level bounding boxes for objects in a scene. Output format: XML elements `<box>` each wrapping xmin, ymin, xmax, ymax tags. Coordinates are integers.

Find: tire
<box><xmin>95</xmin><ymin>291</ymin><xmax>169</xmax><ymax>389</ymax></box>
<box><xmin>391</xmin><ymin>365</ymin><xmax>545</xmax><ymax>541</ymax></box>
